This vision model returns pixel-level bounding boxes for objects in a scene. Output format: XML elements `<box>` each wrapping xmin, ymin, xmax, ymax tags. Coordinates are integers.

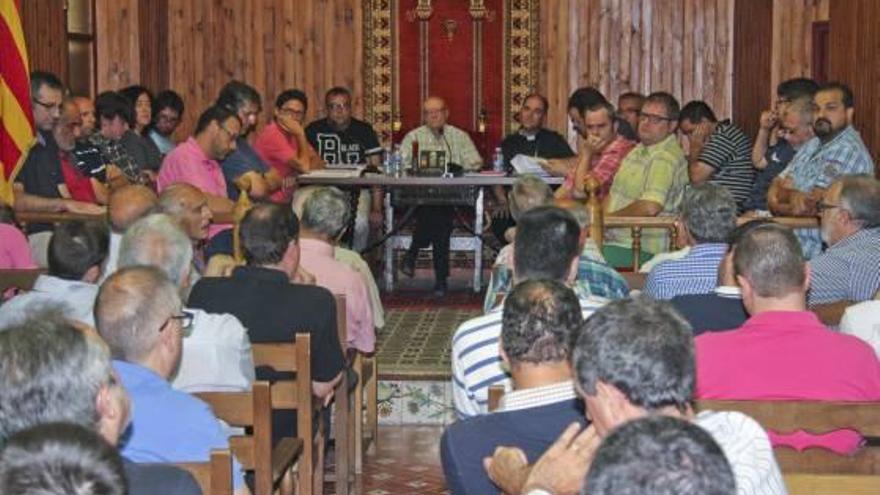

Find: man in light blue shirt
<box><xmin>95</xmin><ymin>266</ymin><xmax>248</xmax><ymax>494</ymax></box>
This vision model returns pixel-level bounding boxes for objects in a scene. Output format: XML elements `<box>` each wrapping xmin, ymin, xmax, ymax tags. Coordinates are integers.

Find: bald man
<box><xmin>102</xmin><ymin>184</ymin><xmax>158</xmax><ymax>281</ymax></box>
<box><xmin>157</xmin><ymin>183</ymin><xmax>214</xmax><ymax>245</ymax></box>
<box><xmin>72</xmin><ymin>96</ymin><xmax>97</xmax><ymax>137</ymax></box>
<box><xmin>398</xmin><ymin>97</ymin><xmax>483</xmax><ymax>296</ymax></box>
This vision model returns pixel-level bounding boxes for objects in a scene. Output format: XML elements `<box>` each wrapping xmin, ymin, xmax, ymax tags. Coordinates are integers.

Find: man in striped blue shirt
<box><xmin>809</xmin><ymin>176</ymin><xmax>880</xmax><ymax>305</ymax></box>
<box><xmin>644</xmin><ymin>184</ymin><xmax>738</xmax><ymax>300</ymax></box>
<box><xmin>451</xmin><ymin>206</ymin><xmax>606</xmax><ymax>419</ymax></box>
<box><xmin>768</xmin><ymin>82</ymin><xmax>875</xmax><ymax>258</ymax></box>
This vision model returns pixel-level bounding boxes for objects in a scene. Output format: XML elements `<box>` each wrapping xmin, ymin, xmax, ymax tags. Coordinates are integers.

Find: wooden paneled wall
<box><xmin>828</xmin><ymin>0</ymin><xmax>880</xmax><ymax>171</ymax></box>
<box><xmin>733</xmin><ymin>0</ymin><xmax>773</xmax><ymax>142</ymax></box>
<box><xmin>20</xmin><ymin>0</ymin><xmax>68</xmax><ymax>83</ymax></box>
<box><xmin>94</xmin><ymin>0</ymin><xmax>364</xmax><ymax>139</ymax></box>
<box><xmin>540</xmin><ymin>0</ymin><xmax>735</xmax><ymax>138</ymax></box>
<box><xmin>771</xmin><ymin>0</ymin><xmax>829</xmax><ymax>96</ymax></box>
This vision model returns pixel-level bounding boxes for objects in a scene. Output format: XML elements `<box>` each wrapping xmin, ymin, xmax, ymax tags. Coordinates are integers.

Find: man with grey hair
<box><xmin>0</xmin><ymin>309</ymin><xmax>200</xmax><ymax>494</ymax></box>
<box><xmin>95</xmin><ymin>266</ymin><xmax>249</xmax><ymax>493</ymax></box>
<box><xmin>808</xmin><ymin>175</ymin><xmax>880</xmax><ymax>305</ymax></box>
<box><xmin>645</xmin><ymin>183</ymin><xmax>737</xmax><ymax>299</ymax></box>
<box><xmin>696</xmin><ymin>224</ymin><xmax>880</xmax><ymax>454</ymax></box>
<box><xmin>299</xmin><ymin>186</ymin><xmax>374</xmax><ymax>353</ymax></box>
<box><xmin>486</xmin><ymin>296</ymin><xmax>784</xmax><ymax>495</ymax></box>
<box><xmin>118</xmin><ymin>213</ymin><xmax>255</xmax><ymax>392</ymax></box>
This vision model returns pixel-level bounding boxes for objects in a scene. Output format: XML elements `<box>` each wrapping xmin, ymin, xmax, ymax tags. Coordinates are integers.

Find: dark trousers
<box><xmin>408</xmin><ymin>206</ymin><xmax>455</xmax><ymax>282</ymax></box>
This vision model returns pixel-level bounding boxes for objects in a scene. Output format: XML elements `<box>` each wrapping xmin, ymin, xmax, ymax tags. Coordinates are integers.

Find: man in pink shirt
<box><xmin>253</xmin><ymin>89</ymin><xmax>323</xmax><ymax>204</ymax></box>
<box><xmin>157</xmin><ymin>105</ymin><xmax>240</xmax><ymax>255</ymax></box>
<box><xmin>297</xmin><ymin>186</ymin><xmax>375</xmax><ymax>353</ymax></box>
<box><xmin>695</xmin><ymin>223</ymin><xmax>880</xmax><ymax>454</ymax></box>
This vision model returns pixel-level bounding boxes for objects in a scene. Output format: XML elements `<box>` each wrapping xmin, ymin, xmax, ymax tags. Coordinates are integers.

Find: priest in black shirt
<box><xmin>491</xmin><ymin>94</ymin><xmax>575</xmax><ymax>243</ymax></box>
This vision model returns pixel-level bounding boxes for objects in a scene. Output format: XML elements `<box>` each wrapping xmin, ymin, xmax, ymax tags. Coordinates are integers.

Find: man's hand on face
<box><xmin>689</xmin><ymin>122</ymin><xmax>714</xmax><ymax>148</ymax></box>
<box><xmin>278</xmin><ymin>113</ymin><xmax>305</xmax><ymax>136</ymax></box>
<box><xmin>759</xmin><ymin>110</ymin><xmax>778</xmax><ymax>131</ymax></box>
<box><xmin>583</xmin><ymin>134</ymin><xmax>610</xmax><ymax>155</ymax></box>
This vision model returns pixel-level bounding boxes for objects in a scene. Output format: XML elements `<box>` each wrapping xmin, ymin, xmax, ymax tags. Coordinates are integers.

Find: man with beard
<box><xmin>768</xmin><ymin>82</ymin><xmax>874</xmax><ymax>258</ymax></box>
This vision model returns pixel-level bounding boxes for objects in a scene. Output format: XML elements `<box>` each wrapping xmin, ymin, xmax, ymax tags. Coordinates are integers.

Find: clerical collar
<box><xmin>518</xmin><ymin>127</ymin><xmax>540</xmax><ymax>141</ymax></box>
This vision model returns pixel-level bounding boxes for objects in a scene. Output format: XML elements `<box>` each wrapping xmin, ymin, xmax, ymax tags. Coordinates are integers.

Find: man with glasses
<box><xmin>602</xmin><ymin>92</ymin><xmax>689</xmax><ymax>268</ymax></box>
<box><xmin>13</xmin><ymin>72</ymin><xmax>104</xmax><ymax>252</ymax></box>
<box><xmin>768</xmin><ymin>82</ymin><xmax>874</xmax><ymax>258</ymax></box>
<box><xmin>148</xmin><ymin>89</ymin><xmax>185</xmax><ymax>156</ymax></box>
<box><xmin>808</xmin><ymin>175</ymin><xmax>880</xmax><ymax>305</ymax></box>
<box><xmin>95</xmin><ymin>266</ymin><xmax>250</xmax><ymax>494</ymax></box>
<box><xmin>158</xmin><ymin>105</ymin><xmax>240</xmax><ymax>257</ymax></box>
<box><xmin>306</xmin><ymin>87</ymin><xmax>383</xmax><ymax>251</ymax></box>
<box><xmin>746</xmin><ymin>78</ymin><xmax>818</xmax><ymax>214</ymax></box>
<box><xmin>253</xmin><ymin>88</ymin><xmax>324</xmax><ymax>203</ymax></box>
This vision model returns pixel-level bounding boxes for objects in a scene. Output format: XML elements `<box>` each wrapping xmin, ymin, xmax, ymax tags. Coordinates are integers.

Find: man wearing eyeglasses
<box><xmin>157</xmin><ymin>105</ymin><xmax>240</xmax><ymax>257</ymax></box>
<box><xmin>602</xmin><ymin>92</ymin><xmax>689</xmax><ymax>268</ymax></box>
<box><xmin>13</xmin><ymin>72</ymin><xmax>105</xmax><ymax>247</ymax></box>
<box><xmin>305</xmin><ymin>87</ymin><xmax>384</xmax><ymax>251</ymax></box>
<box><xmin>252</xmin><ymin>88</ymin><xmax>324</xmax><ymax>204</ymax></box>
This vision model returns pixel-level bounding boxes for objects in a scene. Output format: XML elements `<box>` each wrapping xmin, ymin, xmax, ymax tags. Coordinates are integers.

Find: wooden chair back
<box><xmin>0</xmin><ymin>268</ymin><xmax>44</xmax><ymax>294</ymax></box>
<box><xmin>196</xmin><ymin>381</ymin><xmax>300</xmax><ymax>495</ymax></box>
<box><xmin>175</xmin><ymin>449</ymin><xmax>234</xmax><ymax>495</ymax></box>
<box><xmin>696</xmin><ymin>400</ymin><xmax>880</xmax><ymax>474</ymax></box>
<box><xmin>331</xmin><ymin>294</ymin><xmax>354</xmax><ymax>495</ymax></box>
<box><xmin>251</xmin><ymin>334</ymin><xmax>319</xmax><ymax>495</ymax></box>
<box><xmin>784</xmin><ymin>473</ymin><xmax>880</xmax><ymax>495</ymax></box>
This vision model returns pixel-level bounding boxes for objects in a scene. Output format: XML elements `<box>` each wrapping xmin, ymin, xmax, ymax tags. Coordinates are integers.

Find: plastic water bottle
<box><xmin>390</xmin><ymin>144</ymin><xmax>403</xmax><ymax>177</ymax></box>
<box><xmin>382</xmin><ymin>146</ymin><xmax>393</xmax><ymax>174</ymax></box>
<box><xmin>492</xmin><ymin>147</ymin><xmax>505</xmax><ymax>173</ymax></box>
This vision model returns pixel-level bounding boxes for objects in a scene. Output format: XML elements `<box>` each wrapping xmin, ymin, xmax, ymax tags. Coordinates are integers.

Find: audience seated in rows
<box><xmin>452</xmin><ymin>206</ymin><xmax>606</xmax><ymax>418</ymax></box>
<box><xmin>679</xmin><ymin>100</ymin><xmax>754</xmax><ymax>212</ymax></box>
<box><xmin>299</xmin><ymin>186</ymin><xmax>375</xmax><ymax>353</ymax></box>
<box><xmin>0</xmin><ymin>423</ymin><xmax>128</xmax><ymax>495</ymax></box>
<box><xmin>769</xmin><ymin>82</ymin><xmax>874</xmax><ymax>258</ymax></box>
<box><xmin>0</xmin><ymin>220</ymin><xmax>107</xmax><ymax>327</ymax></box>
<box><xmin>0</xmin><ymin>310</ymin><xmax>200</xmax><ymax>495</ymax></box>
<box><xmin>485</xmin><ymin>296</ymin><xmax>784</xmax><ymax>495</ymax></box>
<box><xmin>809</xmin><ymin>175</ymin><xmax>880</xmax><ymax>305</ymax></box>
<box><xmin>645</xmin><ymin>183</ymin><xmax>737</xmax><ymax>299</ymax></box>
<box><xmin>603</xmin><ymin>92</ymin><xmax>689</xmax><ymax>267</ymax></box>
<box><xmin>442</xmin><ymin>279</ymin><xmax>588</xmax><ymax>494</ymax></box>
<box><xmin>94</xmin><ymin>266</ymin><xmax>248</xmax><ymax>493</ymax></box>
<box><xmin>117</xmin><ymin>213</ymin><xmax>255</xmax><ymax>393</ymax></box>
<box><xmin>157</xmin><ymin>104</ymin><xmax>238</xmax><ymax>257</ymax></box>
<box><xmin>584</xmin><ymin>416</ymin><xmax>736</xmax><ymax>495</ymax></box>
<box><xmin>90</xmin><ymin>91</ymin><xmax>159</xmax><ymax>185</ymax></box>
<box><xmin>745</xmin><ymin>78</ymin><xmax>818</xmax><ymax>214</ymax></box>
<box><xmin>695</xmin><ymin>223</ymin><xmax>880</xmax><ymax>453</ymax></box>
<box><xmin>670</xmin><ymin>219</ymin><xmax>774</xmax><ymax>334</ymax></box>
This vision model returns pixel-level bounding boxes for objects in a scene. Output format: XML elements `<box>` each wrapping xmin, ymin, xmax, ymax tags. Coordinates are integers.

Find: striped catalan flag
<box><xmin>0</xmin><ymin>0</ymin><xmax>35</xmax><ymax>206</ymax></box>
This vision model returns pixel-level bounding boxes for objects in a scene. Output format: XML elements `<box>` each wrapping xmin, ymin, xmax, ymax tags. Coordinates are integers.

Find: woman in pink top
<box><xmin>0</xmin><ymin>207</ymin><xmax>36</xmax><ymax>270</ymax></box>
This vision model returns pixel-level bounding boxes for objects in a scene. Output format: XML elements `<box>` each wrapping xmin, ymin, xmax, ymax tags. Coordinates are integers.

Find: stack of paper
<box><xmin>302</xmin><ymin>166</ymin><xmax>365</xmax><ymax>179</ymax></box>
<box><xmin>510</xmin><ymin>154</ymin><xmax>550</xmax><ymax>177</ymax></box>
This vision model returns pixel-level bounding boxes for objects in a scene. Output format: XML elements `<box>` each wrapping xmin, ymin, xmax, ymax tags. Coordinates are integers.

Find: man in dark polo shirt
<box><xmin>491</xmin><ymin>93</ymin><xmax>575</xmax><ymax>242</ymax></box>
<box><xmin>188</xmin><ymin>202</ymin><xmax>344</xmax><ymax>405</ymax></box>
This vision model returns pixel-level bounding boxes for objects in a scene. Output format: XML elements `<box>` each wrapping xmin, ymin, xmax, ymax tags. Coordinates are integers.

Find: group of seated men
<box><xmin>2</xmin><ymin>65</ymin><xmax>879</xmax><ymax>494</ymax></box>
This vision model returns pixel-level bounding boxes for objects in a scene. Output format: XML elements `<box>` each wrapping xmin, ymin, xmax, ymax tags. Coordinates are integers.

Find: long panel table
<box><xmin>297</xmin><ymin>174</ymin><xmax>563</xmax><ymax>292</ymax></box>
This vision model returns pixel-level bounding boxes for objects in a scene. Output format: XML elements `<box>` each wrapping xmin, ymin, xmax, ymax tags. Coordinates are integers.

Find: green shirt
<box><xmin>606</xmin><ymin>134</ymin><xmax>688</xmax><ymax>254</ymax></box>
<box><xmin>399</xmin><ymin>124</ymin><xmax>483</xmax><ymax>170</ymax></box>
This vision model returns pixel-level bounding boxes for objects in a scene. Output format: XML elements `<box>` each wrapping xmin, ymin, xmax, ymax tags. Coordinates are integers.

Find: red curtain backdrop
<box><xmin>396</xmin><ymin>0</ymin><xmax>505</xmax><ymax>161</ymax></box>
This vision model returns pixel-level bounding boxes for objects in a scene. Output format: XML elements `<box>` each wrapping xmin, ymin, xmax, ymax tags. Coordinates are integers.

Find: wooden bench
<box><xmin>0</xmin><ymin>268</ymin><xmax>44</xmax><ymax>294</ymax></box>
<box><xmin>696</xmin><ymin>400</ymin><xmax>880</xmax><ymax>475</ymax></box>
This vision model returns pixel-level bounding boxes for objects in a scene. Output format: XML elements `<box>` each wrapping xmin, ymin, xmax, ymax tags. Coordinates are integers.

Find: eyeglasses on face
<box><xmin>637</xmin><ymin>111</ymin><xmax>674</xmax><ymax>124</ymax></box>
<box><xmin>161</xmin><ymin>310</ymin><xmax>195</xmax><ymax>336</ymax></box>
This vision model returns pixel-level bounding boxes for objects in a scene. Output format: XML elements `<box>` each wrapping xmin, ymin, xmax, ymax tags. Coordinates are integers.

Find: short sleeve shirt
<box><xmin>305</xmin><ymin>118</ymin><xmax>382</xmax><ymax>165</ymax></box>
<box><xmin>222</xmin><ymin>137</ymin><xmax>269</xmax><ymax>200</ymax></box>
<box><xmin>500</xmin><ymin>128</ymin><xmax>575</xmax><ymax>171</ymax></box>
<box><xmin>606</xmin><ymin>134</ymin><xmax>688</xmax><ymax>253</ymax></box>
<box><xmin>744</xmin><ymin>139</ymin><xmax>795</xmax><ymax>212</ymax></box>
<box><xmin>15</xmin><ymin>132</ymin><xmax>63</xmax><ymax>233</ymax></box>
<box><xmin>698</xmin><ymin>120</ymin><xmax>755</xmax><ymax>211</ymax></box>
<box><xmin>253</xmin><ymin>122</ymin><xmax>299</xmax><ymax>203</ymax></box>
<box><xmin>399</xmin><ymin>124</ymin><xmax>483</xmax><ymax>170</ymax></box>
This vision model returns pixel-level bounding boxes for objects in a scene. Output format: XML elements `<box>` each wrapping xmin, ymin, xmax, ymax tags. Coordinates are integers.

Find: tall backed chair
<box><xmin>174</xmin><ymin>449</ymin><xmax>235</xmax><ymax>495</ymax></box>
<box><xmin>251</xmin><ymin>334</ymin><xmax>322</xmax><ymax>495</ymax></box>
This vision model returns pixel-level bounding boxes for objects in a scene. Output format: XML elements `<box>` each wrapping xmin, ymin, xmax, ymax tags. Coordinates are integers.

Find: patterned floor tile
<box><xmin>360</xmin><ymin>426</ymin><xmax>447</xmax><ymax>495</ymax></box>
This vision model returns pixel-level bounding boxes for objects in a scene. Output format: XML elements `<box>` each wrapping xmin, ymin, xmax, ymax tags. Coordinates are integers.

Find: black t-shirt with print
<box><xmin>305</xmin><ymin>118</ymin><xmax>382</xmax><ymax>165</ymax></box>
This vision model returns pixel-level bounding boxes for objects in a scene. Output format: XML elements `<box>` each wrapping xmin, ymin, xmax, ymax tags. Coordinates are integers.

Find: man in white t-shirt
<box><xmin>483</xmin><ymin>296</ymin><xmax>785</xmax><ymax>495</ymax></box>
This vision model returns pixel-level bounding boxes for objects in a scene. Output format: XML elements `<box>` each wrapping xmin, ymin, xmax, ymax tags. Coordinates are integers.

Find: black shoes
<box><xmin>433</xmin><ymin>279</ymin><xmax>448</xmax><ymax>298</ymax></box>
<box><xmin>400</xmin><ymin>251</ymin><xmax>416</xmax><ymax>277</ymax></box>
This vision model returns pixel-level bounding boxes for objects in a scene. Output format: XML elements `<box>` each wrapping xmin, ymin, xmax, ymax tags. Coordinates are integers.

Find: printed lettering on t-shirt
<box><xmin>316</xmin><ymin>133</ymin><xmax>362</xmax><ymax>164</ymax></box>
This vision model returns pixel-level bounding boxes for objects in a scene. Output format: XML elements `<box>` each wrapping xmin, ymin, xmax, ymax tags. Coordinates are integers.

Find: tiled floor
<box><xmin>360</xmin><ymin>426</ymin><xmax>448</xmax><ymax>495</ymax></box>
